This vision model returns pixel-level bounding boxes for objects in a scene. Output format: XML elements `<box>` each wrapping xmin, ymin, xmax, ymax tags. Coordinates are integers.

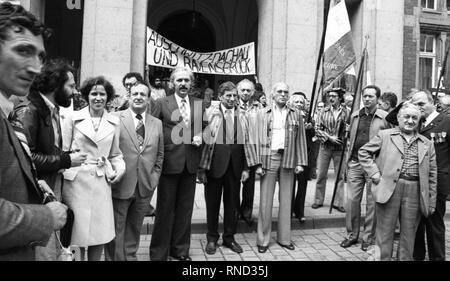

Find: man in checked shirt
<box><xmin>312</xmin><ymin>87</ymin><xmax>349</xmax><ymax>212</ymax></box>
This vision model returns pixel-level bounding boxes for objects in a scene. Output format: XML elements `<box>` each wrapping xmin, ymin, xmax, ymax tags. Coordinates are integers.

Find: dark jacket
<box><xmin>152</xmin><ymin>94</ymin><xmax>207</xmax><ymax>174</ymax></box>
<box><xmin>13</xmin><ymin>91</ymin><xmax>71</xmax><ymax>189</ymax></box>
<box><xmin>0</xmin><ymin>109</ymin><xmax>54</xmax><ymax>261</ymax></box>
<box><xmin>420</xmin><ymin>113</ymin><xmax>450</xmax><ymax>195</ymax></box>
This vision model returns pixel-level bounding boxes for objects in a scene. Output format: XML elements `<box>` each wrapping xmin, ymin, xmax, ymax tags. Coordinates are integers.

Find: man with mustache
<box><xmin>150</xmin><ymin>67</ymin><xmax>206</xmax><ymax>261</ymax></box>
<box><xmin>12</xmin><ymin>59</ymin><xmax>87</xmax><ymax>260</ymax></box>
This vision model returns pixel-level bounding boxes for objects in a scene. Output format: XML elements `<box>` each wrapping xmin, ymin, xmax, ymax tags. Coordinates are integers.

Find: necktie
<box><xmin>52</xmin><ymin>106</ymin><xmax>62</xmax><ymax>147</ymax></box>
<box><xmin>136</xmin><ymin>113</ymin><xmax>145</xmax><ymax>147</ymax></box>
<box><xmin>225</xmin><ymin>109</ymin><xmax>234</xmax><ymax>144</ymax></box>
<box><xmin>180</xmin><ymin>99</ymin><xmax>190</xmax><ymax>127</ymax></box>
<box><xmin>242</xmin><ymin>103</ymin><xmax>248</xmax><ymax>111</ymax></box>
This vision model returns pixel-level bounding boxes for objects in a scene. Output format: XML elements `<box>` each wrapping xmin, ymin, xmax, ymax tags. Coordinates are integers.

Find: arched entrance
<box><xmin>149</xmin><ymin>10</ymin><xmax>216</xmax><ymax>96</ymax></box>
<box><xmin>147</xmin><ymin>0</ymin><xmax>258</xmax><ymax>95</ymax></box>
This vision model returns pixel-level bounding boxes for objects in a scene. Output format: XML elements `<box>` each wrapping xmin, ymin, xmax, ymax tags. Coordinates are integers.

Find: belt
<box><xmin>271</xmin><ymin>149</ymin><xmax>284</xmax><ymax>154</ymax></box>
<box><xmin>399</xmin><ymin>174</ymin><xmax>419</xmax><ymax>181</ymax></box>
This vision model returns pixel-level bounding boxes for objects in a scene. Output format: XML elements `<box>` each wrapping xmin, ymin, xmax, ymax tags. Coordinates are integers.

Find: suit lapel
<box><xmin>421</xmin><ymin>114</ymin><xmax>443</xmax><ymax>134</ymax></box>
<box><xmin>418</xmin><ymin>139</ymin><xmax>427</xmax><ymax>164</ymax></box>
<box><xmin>95</xmin><ymin>113</ymin><xmax>116</xmax><ymax>143</ymax></box>
<box><xmin>2</xmin><ymin>113</ymin><xmax>40</xmax><ymax>195</ymax></box>
<box><xmin>391</xmin><ymin>134</ymin><xmax>404</xmax><ymax>155</ymax></box>
<box><xmin>144</xmin><ymin>112</ymin><xmax>154</xmax><ymax>147</ymax></box>
<box><xmin>76</xmin><ymin>118</ymin><xmax>97</xmax><ymax>144</ymax></box>
<box><xmin>121</xmin><ymin>110</ymin><xmax>140</xmax><ymax>150</ymax></box>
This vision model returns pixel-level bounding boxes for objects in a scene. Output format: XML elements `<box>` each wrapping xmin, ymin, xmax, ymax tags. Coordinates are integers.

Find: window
<box><xmin>419</xmin><ymin>34</ymin><xmax>436</xmax><ymax>90</ymax></box>
<box><xmin>422</xmin><ymin>0</ymin><xmax>436</xmax><ymax>9</ymax></box>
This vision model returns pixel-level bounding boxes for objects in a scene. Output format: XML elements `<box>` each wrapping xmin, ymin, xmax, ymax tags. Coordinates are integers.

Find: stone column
<box><xmin>257</xmin><ymin>0</ymin><xmax>320</xmax><ymax>98</ymax></box>
<box><xmin>80</xmin><ymin>0</ymin><xmax>134</xmax><ymax>91</ymax></box>
<box><xmin>21</xmin><ymin>0</ymin><xmax>45</xmax><ymax>20</ymax></box>
<box><xmin>130</xmin><ymin>0</ymin><xmax>148</xmax><ymax>75</ymax></box>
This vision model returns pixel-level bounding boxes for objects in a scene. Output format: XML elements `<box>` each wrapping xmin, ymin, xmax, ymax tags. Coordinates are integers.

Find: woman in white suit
<box><xmin>62</xmin><ymin>77</ymin><xmax>125</xmax><ymax>261</ymax></box>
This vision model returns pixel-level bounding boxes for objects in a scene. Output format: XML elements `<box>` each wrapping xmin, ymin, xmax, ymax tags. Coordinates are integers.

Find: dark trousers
<box><xmin>105</xmin><ymin>187</ymin><xmax>151</xmax><ymax>261</ymax></box>
<box><xmin>239</xmin><ymin>166</ymin><xmax>256</xmax><ymax>219</ymax></box>
<box><xmin>291</xmin><ymin>167</ymin><xmax>310</xmax><ymax>218</ymax></box>
<box><xmin>149</xmin><ymin>167</ymin><xmax>197</xmax><ymax>260</ymax></box>
<box><xmin>205</xmin><ymin>164</ymin><xmax>240</xmax><ymax>244</ymax></box>
<box><xmin>413</xmin><ymin>192</ymin><xmax>447</xmax><ymax>261</ymax></box>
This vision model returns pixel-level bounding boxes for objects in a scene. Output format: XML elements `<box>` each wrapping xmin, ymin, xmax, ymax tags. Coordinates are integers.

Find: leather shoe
<box><xmin>205</xmin><ymin>242</ymin><xmax>217</xmax><ymax>255</ymax></box>
<box><xmin>332</xmin><ymin>205</ymin><xmax>346</xmax><ymax>213</ymax></box>
<box><xmin>223</xmin><ymin>241</ymin><xmax>243</xmax><ymax>254</ymax></box>
<box><xmin>257</xmin><ymin>245</ymin><xmax>268</xmax><ymax>253</ymax></box>
<box><xmin>299</xmin><ymin>216</ymin><xmax>306</xmax><ymax>223</ymax></box>
<box><xmin>277</xmin><ymin>241</ymin><xmax>295</xmax><ymax>251</ymax></box>
<box><xmin>311</xmin><ymin>203</ymin><xmax>323</xmax><ymax>209</ymax></box>
<box><xmin>340</xmin><ymin>238</ymin><xmax>357</xmax><ymax>248</ymax></box>
<box><xmin>361</xmin><ymin>241</ymin><xmax>371</xmax><ymax>251</ymax></box>
<box><xmin>174</xmin><ymin>255</ymin><xmax>192</xmax><ymax>261</ymax></box>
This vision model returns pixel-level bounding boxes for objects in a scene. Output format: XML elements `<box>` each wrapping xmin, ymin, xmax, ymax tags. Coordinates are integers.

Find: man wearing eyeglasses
<box><xmin>109</xmin><ymin>72</ymin><xmax>145</xmax><ymax>112</ymax></box>
<box><xmin>254</xmin><ymin>82</ymin><xmax>308</xmax><ymax>253</ymax></box>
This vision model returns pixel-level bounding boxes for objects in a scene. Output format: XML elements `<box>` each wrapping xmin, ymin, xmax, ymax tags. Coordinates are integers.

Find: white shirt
<box><xmin>0</xmin><ymin>92</ymin><xmax>14</xmax><ymax>117</ymax></box>
<box><xmin>40</xmin><ymin>93</ymin><xmax>61</xmax><ymax>147</ymax></box>
<box><xmin>174</xmin><ymin>93</ymin><xmax>191</xmax><ymax>122</ymax></box>
<box><xmin>424</xmin><ymin>110</ymin><xmax>439</xmax><ymax>128</ymax></box>
<box><xmin>129</xmin><ymin>108</ymin><xmax>146</xmax><ymax>129</ymax></box>
<box><xmin>271</xmin><ymin>105</ymin><xmax>288</xmax><ymax>150</ymax></box>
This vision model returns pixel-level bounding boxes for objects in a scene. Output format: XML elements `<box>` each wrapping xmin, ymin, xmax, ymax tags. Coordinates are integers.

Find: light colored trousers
<box><xmin>376</xmin><ymin>179</ymin><xmax>421</xmax><ymax>261</ymax></box>
<box><xmin>257</xmin><ymin>152</ymin><xmax>294</xmax><ymax>246</ymax></box>
<box><xmin>345</xmin><ymin>160</ymin><xmax>376</xmax><ymax>243</ymax></box>
<box><xmin>314</xmin><ymin>145</ymin><xmax>345</xmax><ymax>207</ymax></box>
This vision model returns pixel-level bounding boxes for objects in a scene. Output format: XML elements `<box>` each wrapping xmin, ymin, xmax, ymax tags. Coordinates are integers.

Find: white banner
<box><xmin>146</xmin><ymin>27</ymin><xmax>256</xmax><ymax>75</ymax></box>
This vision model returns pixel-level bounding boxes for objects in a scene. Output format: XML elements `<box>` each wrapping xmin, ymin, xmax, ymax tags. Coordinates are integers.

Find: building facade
<box><xmin>13</xmin><ymin>0</ymin><xmax>450</xmax><ymax>100</ymax></box>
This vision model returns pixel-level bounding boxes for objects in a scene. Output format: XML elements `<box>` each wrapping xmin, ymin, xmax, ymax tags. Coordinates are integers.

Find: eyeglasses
<box><xmin>125</xmin><ymin>82</ymin><xmax>137</xmax><ymax>88</ymax></box>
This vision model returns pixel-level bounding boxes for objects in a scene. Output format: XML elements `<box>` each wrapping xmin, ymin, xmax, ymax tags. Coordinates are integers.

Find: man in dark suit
<box><xmin>412</xmin><ymin>90</ymin><xmax>450</xmax><ymax>261</ymax></box>
<box><xmin>12</xmin><ymin>59</ymin><xmax>87</xmax><ymax>260</ymax></box>
<box><xmin>198</xmin><ymin>82</ymin><xmax>258</xmax><ymax>255</ymax></box>
<box><xmin>105</xmin><ymin>83</ymin><xmax>164</xmax><ymax>261</ymax></box>
<box><xmin>150</xmin><ymin>67</ymin><xmax>206</xmax><ymax>261</ymax></box>
<box><xmin>0</xmin><ymin>2</ymin><xmax>67</xmax><ymax>261</ymax></box>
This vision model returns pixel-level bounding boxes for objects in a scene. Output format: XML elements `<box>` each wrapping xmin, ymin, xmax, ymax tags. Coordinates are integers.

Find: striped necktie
<box><xmin>136</xmin><ymin>113</ymin><xmax>145</xmax><ymax>147</ymax></box>
<box><xmin>180</xmin><ymin>98</ymin><xmax>190</xmax><ymax>127</ymax></box>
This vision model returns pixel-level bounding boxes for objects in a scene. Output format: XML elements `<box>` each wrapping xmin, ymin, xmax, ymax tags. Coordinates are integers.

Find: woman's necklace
<box><xmin>90</xmin><ymin>110</ymin><xmax>103</xmax><ymax>132</ymax></box>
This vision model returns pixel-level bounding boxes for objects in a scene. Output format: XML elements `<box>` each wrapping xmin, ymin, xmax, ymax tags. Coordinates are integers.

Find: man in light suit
<box><xmin>105</xmin><ymin>83</ymin><xmax>163</xmax><ymax>261</ymax></box>
<box><xmin>0</xmin><ymin>2</ymin><xmax>67</xmax><ymax>261</ymax></box>
<box><xmin>150</xmin><ymin>67</ymin><xmax>206</xmax><ymax>261</ymax></box>
<box><xmin>359</xmin><ymin>103</ymin><xmax>437</xmax><ymax>261</ymax></box>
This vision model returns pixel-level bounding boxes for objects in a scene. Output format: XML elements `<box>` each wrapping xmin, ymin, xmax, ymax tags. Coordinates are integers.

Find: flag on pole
<box><xmin>323</xmin><ymin>0</ymin><xmax>356</xmax><ymax>89</ymax></box>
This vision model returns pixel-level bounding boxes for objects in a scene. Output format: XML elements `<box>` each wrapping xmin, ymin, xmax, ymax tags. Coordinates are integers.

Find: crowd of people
<box><xmin>0</xmin><ymin>2</ymin><xmax>448</xmax><ymax>262</ymax></box>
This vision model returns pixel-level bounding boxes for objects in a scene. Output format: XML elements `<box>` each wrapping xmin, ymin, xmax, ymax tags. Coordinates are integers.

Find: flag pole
<box><xmin>434</xmin><ymin>43</ymin><xmax>450</xmax><ymax>105</ymax></box>
<box><xmin>307</xmin><ymin>0</ymin><xmax>331</xmax><ymax>124</ymax></box>
<box><xmin>329</xmin><ymin>37</ymin><xmax>369</xmax><ymax>214</ymax></box>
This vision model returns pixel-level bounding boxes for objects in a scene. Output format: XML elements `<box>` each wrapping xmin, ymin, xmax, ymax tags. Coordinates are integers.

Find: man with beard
<box><xmin>12</xmin><ymin>59</ymin><xmax>87</xmax><ymax>260</ymax></box>
<box><xmin>150</xmin><ymin>76</ymin><xmax>167</xmax><ymax>101</ymax></box>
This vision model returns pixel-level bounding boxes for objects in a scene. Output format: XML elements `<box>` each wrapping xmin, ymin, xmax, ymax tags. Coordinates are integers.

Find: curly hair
<box><xmin>0</xmin><ymin>2</ymin><xmax>51</xmax><ymax>43</ymax></box>
<box><xmin>122</xmin><ymin>72</ymin><xmax>144</xmax><ymax>87</ymax></box>
<box><xmin>30</xmin><ymin>59</ymin><xmax>74</xmax><ymax>94</ymax></box>
<box><xmin>80</xmin><ymin>76</ymin><xmax>115</xmax><ymax>104</ymax></box>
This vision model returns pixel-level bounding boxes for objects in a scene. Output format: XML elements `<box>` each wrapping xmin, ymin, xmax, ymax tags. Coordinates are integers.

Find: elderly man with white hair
<box><xmin>254</xmin><ymin>82</ymin><xmax>308</xmax><ymax>253</ymax></box>
<box><xmin>358</xmin><ymin>102</ymin><xmax>437</xmax><ymax>261</ymax></box>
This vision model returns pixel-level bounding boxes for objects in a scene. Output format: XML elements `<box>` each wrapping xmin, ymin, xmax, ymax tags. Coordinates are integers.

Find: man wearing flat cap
<box><xmin>312</xmin><ymin>87</ymin><xmax>349</xmax><ymax>212</ymax></box>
